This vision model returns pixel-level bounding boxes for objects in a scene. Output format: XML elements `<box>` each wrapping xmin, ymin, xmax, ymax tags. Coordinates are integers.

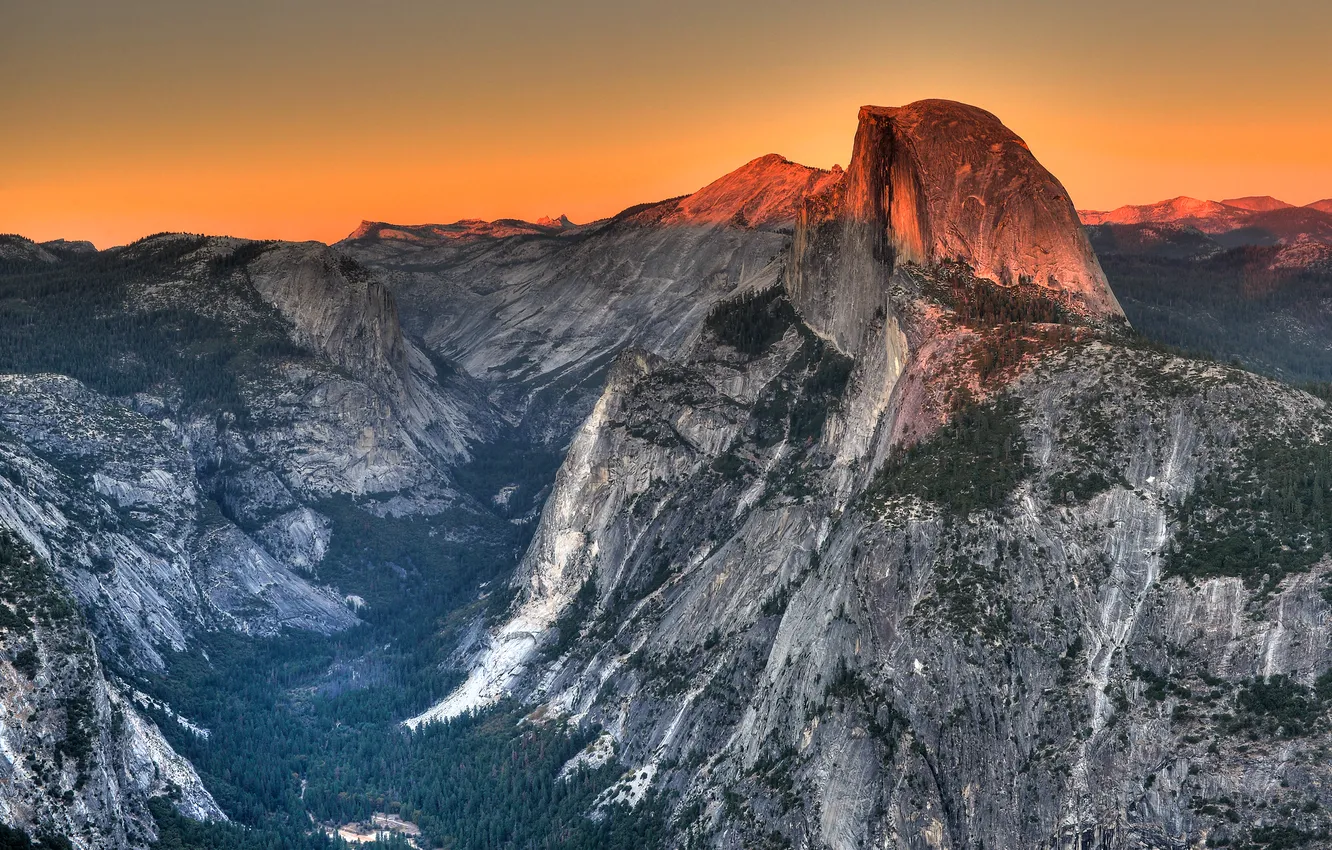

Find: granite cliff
<box><xmin>339</xmin><ymin>154</ymin><xmax>842</xmax><ymax>449</ymax></box>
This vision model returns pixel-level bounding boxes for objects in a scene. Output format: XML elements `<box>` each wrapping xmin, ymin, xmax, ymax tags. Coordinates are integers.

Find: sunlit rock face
<box><xmin>634</xmin><ymin>153</ymin><xmax>843</xmax><ymax>231</ymax></box>
<box><xmin>791</xmin><ymin>100</ymin><xmax>1122</xmax><ymax>356</ymax></box>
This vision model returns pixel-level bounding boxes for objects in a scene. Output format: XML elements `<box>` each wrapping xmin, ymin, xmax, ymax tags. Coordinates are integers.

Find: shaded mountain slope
<box><xmin>1086</xmin><ymin>227</ymin><xmax>1332</xmax><ymax>383</ymax></box>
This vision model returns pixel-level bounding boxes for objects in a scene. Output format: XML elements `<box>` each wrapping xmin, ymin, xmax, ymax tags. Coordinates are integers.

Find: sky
<box><xmin>4</xmin><ymin>0</ymin><xmax>1332</xmax><ymax>248</ymax></box>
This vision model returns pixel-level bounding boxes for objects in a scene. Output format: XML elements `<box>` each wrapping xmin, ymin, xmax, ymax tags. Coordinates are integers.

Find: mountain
<box><xmin>338</xmin><ymin>153</ymin><xmax>842</xmax><ymax>453</ymax></box>
<box><xmin>0</xmin><ymin>150</ymin><xmax>849</xmax><ymax>847</ymax></box>
<box><xmin>1219</xmin><ymin>195</ymin><xmax>1296</xmax><ymax>212</ymax></box>
<box><xmin>1081</xmin><ymin>195</ymin><xmax>1332</xmax><ymax>253</ymax></box>
<box><xmin>416</xmin><ymin>101</ymin><xmax>1332</xmax><ymax>849</ymax></box>
<box><xmin>0</xmin><ymin>234</ymin><xmax>531</xmax><ymax>845</ymax></box>
<box><xmin>1080</xmin><ymin>191</ymin><xmax>1332</xmax><ymax>382</ymax></box>
<box><xmin>1081</xmin><ymin>194</ymin><xmax>1332</xmax><ymax>383</ymax></box>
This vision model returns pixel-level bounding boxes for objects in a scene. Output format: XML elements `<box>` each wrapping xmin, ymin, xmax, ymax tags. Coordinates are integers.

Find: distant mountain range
<box><xmin>1080</xmin><ymin>195</ymin><xmax>1332</xmax><ymax>269</ymax></box>
<box><xmin>1078</xmin><ymin>195</ymin><xmax>1332</xmax><ymax>384</ymax></box>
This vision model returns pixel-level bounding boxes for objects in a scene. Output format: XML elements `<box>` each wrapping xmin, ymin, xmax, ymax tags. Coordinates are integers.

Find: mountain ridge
<box><xmin>1081</xmin><ymin>194</ymin><xmax>1332</xmax><ymax>253</ymax></box>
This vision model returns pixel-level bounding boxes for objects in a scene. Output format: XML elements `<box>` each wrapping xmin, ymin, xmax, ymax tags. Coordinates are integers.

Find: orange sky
<box><xmin>5</xmin><ymin>0</ymin><xmax>1332</xmax><ymax>248</ymax></box>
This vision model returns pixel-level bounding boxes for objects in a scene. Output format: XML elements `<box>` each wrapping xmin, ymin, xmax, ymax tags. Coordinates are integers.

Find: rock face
<box><xmin>247</xmin><ymin>243</ymin><xmax>409</xmax><ymax>391</ymax></box>
<box><xmin>428</xmin><ymin>102</ymin><xmax>1332</xmax><ymax>849</ymax></box>
<box><xmin>0</xmin><ymin>373</ymin><xmax>359</xmax><ymax>672</ymax></box>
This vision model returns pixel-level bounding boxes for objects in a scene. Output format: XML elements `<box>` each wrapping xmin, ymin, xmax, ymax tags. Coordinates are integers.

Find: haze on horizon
<box><xmin>5</xmin><ymin>0</ymin><xmax>1332</xmax><ymax>249</ymax></box>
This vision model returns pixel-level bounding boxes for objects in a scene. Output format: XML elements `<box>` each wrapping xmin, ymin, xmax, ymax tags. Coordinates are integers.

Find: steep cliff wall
<box><xmin>790</xmin><ymin>100</ymin><xmax>1122</xmax><ymax>359</ymax></box>
<box><xmin>248</xmin><ymin>243</ymin><xmax>410</xmax><ymax>392</ymax></box>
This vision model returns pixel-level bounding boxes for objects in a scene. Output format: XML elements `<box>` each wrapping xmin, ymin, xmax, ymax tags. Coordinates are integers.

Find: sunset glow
<box><xmin>6</xmin><ymin>0</ymin><xmax>1332</xmax><ymax>248</ymax></box>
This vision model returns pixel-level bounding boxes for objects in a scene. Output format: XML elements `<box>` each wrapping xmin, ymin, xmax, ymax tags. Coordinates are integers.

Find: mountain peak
<box><xmin>535</xmin><ymin>214</ymin><xmax>575</xmax><ymax>229</ymax></box>
<box><xmin>1308</xmin><ymin>199</ymin><xmax>1332</xmax><ymax>214</ymax></box>
<box><xmin>1219</xmin><ymin>195</ymin><xmax>1294</xmax><ymax>212</ymax></box>
<box><xmin>633</xmin><ymin>153</ymin><xmax>841</xmax><ymax>232</ymax></box>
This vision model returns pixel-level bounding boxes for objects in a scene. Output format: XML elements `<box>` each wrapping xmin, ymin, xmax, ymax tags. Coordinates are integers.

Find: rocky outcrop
<box><xmin>39</xmin><ymin>239</ymin><xmax>97</xmax><ymax>256</ymax></box>
<box><xmin>247</xmin><ymin>243</ymin><xmax>410</xmax><ymax>391</ymax></box>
